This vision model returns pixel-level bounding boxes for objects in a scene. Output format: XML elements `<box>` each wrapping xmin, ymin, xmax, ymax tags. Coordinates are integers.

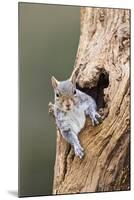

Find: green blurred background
<box><xmin>19</xmin><ymin>2</ymin><xmax>80</xmax><ymax>197</ymax></box>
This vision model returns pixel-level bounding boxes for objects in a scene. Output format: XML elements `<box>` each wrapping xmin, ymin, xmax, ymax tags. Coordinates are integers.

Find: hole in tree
<box><xmin>76</xmin><ymin>71</ymin><xmax>109</xmax><ymax>110</ymax></box>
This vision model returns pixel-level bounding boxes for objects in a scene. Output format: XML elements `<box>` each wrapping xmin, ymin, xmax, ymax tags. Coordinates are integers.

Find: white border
<box><xmin>0</xmin><ymin>0</ymin><xmax>133</xmax><ymax>199</ymax></box>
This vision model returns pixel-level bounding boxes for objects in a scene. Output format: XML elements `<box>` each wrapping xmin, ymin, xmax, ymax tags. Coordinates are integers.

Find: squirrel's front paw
<box><xmin>74</xmin><ymin>145</ymin><xmax>84</xmax><ymax>159</ymax></box>
<box><xmin>48</xmin><ymin>102</ymin><xmax>54</xmax><ymax>115</ymax></box>
<box><xmin>91</xmin><ymin>112</ymin><xmax>102</xmax><ymax>126</ymax></box>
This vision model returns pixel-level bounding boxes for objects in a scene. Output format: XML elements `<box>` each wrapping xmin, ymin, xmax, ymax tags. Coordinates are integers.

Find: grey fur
<box><xmin>49</xmin><ymin>79</ymin><xmax>101</xmax><ymax>159</ymax></box>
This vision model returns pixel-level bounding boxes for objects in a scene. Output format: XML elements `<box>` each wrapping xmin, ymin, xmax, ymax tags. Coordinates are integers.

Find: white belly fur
<box><xmin>66</xmin><ymin>107</ymin><xmax>86</xmax><ymax>135</ymax></box>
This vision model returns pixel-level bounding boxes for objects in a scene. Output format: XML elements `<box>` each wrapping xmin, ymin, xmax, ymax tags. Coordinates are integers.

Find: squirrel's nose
<box><xmin>66</xmin><ymin>104</ymin><xmax>70</xmax><ymax>108</ymax></box>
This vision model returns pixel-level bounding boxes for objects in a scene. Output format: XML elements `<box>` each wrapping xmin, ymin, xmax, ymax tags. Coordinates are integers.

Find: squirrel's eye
<box><xmin>56</xmin><ymin>93</ymin><xmax>59</xmax><ymax>97</ymax></box>
<box><xmin>73</xmin><ymin>90</ymin><xmax>76</xmax><ymax>95</ymax></box>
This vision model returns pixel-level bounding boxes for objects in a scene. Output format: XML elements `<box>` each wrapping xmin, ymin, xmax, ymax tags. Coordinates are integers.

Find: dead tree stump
<box><xmin>53</xmin><ymin>7</ymin><xmax>130</xmax><ymax>194</ymax></box>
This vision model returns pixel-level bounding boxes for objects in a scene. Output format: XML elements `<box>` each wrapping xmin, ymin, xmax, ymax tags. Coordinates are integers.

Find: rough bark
<box><xmin>53</xmin><ymin>7</ymin><xmax>130</xmax><ymax>194</ymax></box>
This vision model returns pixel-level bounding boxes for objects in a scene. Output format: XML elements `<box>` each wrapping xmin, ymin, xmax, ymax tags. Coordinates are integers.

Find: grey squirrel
<box><xmin>49</xmin><ymin>71</ymin><xmax>101</xmax><ymax>159</ymax></box>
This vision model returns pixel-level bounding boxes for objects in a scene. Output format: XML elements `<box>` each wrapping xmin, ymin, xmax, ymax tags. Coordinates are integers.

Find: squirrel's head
<box><xmin>51</xmin><ymin>73</ymin><xmax>78</xmax><ymax>112</ymax></box>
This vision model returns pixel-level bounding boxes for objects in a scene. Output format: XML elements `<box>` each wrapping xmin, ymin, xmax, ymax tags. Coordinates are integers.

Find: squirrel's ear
<box><xmin>69</xmin><ymin>67</ymin><xmax>79</xmax><ymax>85</ymax></box>
<box><xmin>69</xmin><ymin>71</ymin><xmax>76</xmax><ymax>85</ymax></box>
<box><xmin>51</xmin><ymin>76</ymin><xmax>59</xmax><ymax>89</ymax></box>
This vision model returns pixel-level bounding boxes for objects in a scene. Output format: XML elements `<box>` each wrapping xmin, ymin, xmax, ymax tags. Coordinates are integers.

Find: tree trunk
<box><xmin>53</xmin><ymin>7</ymin><xmax>130</xmax><ymax>194</ymax></box>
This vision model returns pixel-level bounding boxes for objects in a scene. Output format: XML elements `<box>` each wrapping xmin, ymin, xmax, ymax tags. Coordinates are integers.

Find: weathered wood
<box><xmin>53</xmin><ymin>7</ymin><xmax>130</xmax><ymax>194</ymax></box>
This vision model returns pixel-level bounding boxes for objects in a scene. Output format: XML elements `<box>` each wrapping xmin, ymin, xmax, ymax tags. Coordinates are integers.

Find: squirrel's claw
<box><xmin>91</xmin><ymin>112</ymin><xmax>102</xmax><ymax>126</ymax></box>
<box><xmin>95</xmin><ymin>112</ymin><xmax>102</xmax><ymax>120</ymax></box>
<box><xmin>74</xmin><ymin>145</ymin><xmax>84</xmax><ymax>159</ymax></box>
